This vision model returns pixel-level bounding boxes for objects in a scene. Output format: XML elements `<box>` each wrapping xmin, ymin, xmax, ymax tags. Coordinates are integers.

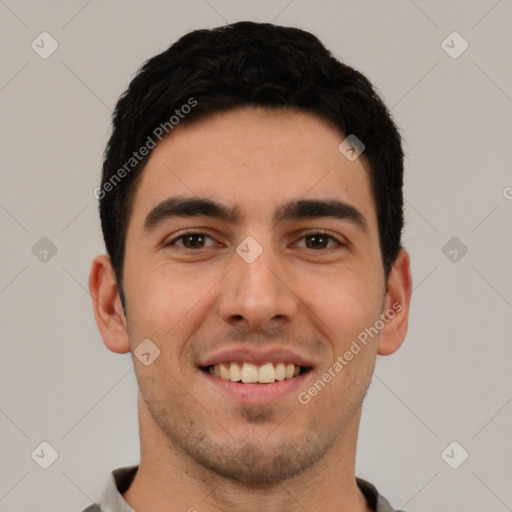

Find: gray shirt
<box><xmin>81</xmin><ymin>465</ymin><xmax>405</xmax><ymax>512</ymax></box>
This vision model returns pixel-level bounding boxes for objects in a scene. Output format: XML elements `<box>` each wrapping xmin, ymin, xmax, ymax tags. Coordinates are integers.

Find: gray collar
<box><xmin>91</xmin><ymin>465</ymin><xmax>404</xmax><ymax>512</ymax></box>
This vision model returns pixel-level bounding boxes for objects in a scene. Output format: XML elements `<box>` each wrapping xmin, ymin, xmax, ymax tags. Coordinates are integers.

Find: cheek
<box><xmin>298</xmin><ymin>265</ymin><xmax>382</xmax><ymax>345</ymax></box>
<box><xmin>124</xmin><ymin>259</ymin><xmax>222</xmax><ymax>346</ymax></box>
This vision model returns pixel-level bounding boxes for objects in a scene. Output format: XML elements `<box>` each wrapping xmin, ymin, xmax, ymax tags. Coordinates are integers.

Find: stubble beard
<box><xmin>137</xmin><ymin>376</ymin><xmax>368</xmax><ymax>488</ymax></box>
<box><xmin>143</xmin><ymin>395</ymin><xmax>336</xmax><ymax>485</ymax></box>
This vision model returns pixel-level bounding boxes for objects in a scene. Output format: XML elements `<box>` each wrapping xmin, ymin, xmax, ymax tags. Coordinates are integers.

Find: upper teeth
<box><xmin>208</xmin><ymin>362</ymin><xmax>301</xmax><ymax>383</ymax></box>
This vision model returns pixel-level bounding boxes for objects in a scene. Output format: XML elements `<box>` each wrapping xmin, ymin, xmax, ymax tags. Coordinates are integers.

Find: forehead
<box><xmin>129</xmin><ymin>107</ymin><xmax>377</xmax><ymax>230</ymax></box>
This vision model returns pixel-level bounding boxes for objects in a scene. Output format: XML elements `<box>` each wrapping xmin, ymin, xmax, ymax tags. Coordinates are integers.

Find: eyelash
<box><xmin>165</xmin><ymin>231</ymin><xmax>345</xmax><ymax>252</ymax></box>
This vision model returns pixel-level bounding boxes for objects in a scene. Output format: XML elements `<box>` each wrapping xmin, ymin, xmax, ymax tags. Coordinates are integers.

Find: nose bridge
<box><xmin>218</xmin><ymin>235</ymin><xmax>298</xmax><ymax>329</ymax></box>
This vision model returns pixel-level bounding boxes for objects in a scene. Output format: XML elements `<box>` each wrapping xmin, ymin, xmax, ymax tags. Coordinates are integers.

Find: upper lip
<box><xmin>198</xmin><ymin>347</ymin><xmax>315</xmax><ymax>368</ymax></box>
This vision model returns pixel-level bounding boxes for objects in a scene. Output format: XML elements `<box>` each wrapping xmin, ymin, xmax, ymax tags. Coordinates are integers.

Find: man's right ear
<box><xmin>89</xmin><ymin>254</ymin><xmax>130</xmax><ymax>354</ymax></box>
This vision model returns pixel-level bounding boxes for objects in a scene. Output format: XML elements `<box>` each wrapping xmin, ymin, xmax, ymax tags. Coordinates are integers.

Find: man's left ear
<box><xmin>377</xmin><ymin>248</ymin><xmax>412</xmax><ymax>356</ymax></box>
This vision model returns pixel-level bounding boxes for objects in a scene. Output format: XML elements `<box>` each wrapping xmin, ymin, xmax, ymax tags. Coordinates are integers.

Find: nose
<box><xmin>218</xmin><ymin>241</ymin><xmax>299</xmax><ymax>332</ymax></box>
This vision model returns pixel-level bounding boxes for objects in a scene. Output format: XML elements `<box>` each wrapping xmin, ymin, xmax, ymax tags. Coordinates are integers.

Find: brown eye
<box><xmin>305</xmin><ymin>234</ymin><xmax>329</xmax><ymax>249</ymax></box>
<box><xmin>296</xmin><ymin>233</ymin><xmax>342</xmax><ymax>250</ymax></box>
<box><xmin>167</xmin><ymin>233</ymin><xmax>215</xmax><ymax>249</ymax></box>
<box><xmin>182</xmin><ymin>234</ymin><xmax>206</xmax><ymax>248</ymax></box>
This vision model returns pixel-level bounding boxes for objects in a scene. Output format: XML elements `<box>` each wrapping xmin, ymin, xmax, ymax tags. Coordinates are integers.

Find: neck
<box><xmin>122</xmin><ymin>396</ymin><xmax>371</xmax><ymax>512</ymax></box>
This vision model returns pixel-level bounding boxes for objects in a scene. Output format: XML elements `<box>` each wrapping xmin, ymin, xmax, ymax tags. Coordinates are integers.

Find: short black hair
<box><xmin>98</xmin><ymin>21</ymin><xmax>404</xmax><ymax>303</ymax></box>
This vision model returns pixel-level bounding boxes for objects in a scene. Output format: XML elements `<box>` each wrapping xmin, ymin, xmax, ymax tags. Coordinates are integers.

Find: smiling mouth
<box><xmin>201</xmin><ymin>362</ymin><xmax>311</xmax><ymax>384</ymax></box>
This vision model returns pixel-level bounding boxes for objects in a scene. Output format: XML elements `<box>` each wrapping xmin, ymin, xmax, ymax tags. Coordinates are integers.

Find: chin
<box><xmin>179</xmin><ymin>431</ymin><xmax>331</xmax><ymax>485</ymax></box>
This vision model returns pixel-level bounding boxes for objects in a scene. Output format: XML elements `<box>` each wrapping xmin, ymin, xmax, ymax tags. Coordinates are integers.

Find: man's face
<box><xmin>121</xmin><ymin>107</ymin><xmax>387</xmax><ymax>482</ymax></box>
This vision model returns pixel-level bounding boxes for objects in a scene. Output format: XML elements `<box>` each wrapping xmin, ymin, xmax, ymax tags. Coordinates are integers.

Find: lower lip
<box><xmin>200</xmin><ymin>369</ymin><xmax>311</xmax><ymax>405</ymax></box>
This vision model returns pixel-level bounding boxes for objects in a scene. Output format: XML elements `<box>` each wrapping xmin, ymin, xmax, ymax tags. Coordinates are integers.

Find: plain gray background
<box><xmin>1</xmin><ymin>1</ymin><xmax>511</xmax><ymax>511</ymax></box>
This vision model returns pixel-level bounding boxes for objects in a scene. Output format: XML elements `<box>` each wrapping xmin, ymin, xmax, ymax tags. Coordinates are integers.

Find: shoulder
<box><xmin>80</xmin><ymin>505</ymin><xmax>101</xmax><ymax>512</ymax></box>
<box><xmin>356</xmin><ymin>477</ymin><xmax>405</xmax><ymax>512</ymax></box>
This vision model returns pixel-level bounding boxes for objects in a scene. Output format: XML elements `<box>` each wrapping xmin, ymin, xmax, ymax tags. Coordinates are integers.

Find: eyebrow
<box><xmin>143</xmin><ymin>196</ymin><xmax>368</xmax><ymax>233</ymax></box>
